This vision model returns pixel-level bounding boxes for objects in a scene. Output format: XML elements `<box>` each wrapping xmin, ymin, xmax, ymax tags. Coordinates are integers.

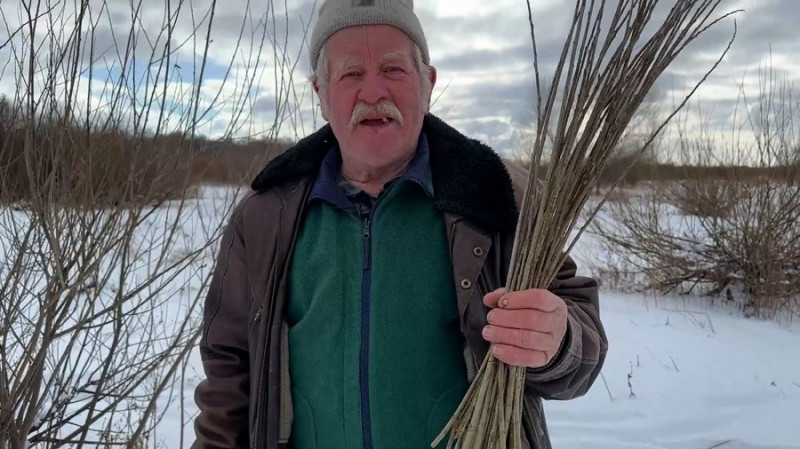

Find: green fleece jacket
<box><xmin>287</xmin><ymin>171</ymin><xmax>469</xmax><ymax>449</ymax></box>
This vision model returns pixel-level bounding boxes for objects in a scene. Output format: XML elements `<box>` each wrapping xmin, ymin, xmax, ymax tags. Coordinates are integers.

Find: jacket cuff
<box><xmin>525</xmin><ymin>312</ymin><xmax>582</xmax><ymax>382</ymax></box>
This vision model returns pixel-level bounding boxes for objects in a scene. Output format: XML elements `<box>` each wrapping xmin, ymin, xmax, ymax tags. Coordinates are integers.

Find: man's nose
<box><xmin>357</xmin><ymin>74</ymin><xmax>390</xmax><ymax>104</ymax></box>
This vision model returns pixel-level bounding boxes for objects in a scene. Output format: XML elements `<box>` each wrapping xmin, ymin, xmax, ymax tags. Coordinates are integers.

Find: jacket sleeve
<box><xmin>192</xmin><ymin>202</ymin><xmax>251</xmax><ymax>449</ymax></box>
<box><xmin>523</xmin><ymin>255</ymin><xmax>608</xmax><ymax>400</ymax></box>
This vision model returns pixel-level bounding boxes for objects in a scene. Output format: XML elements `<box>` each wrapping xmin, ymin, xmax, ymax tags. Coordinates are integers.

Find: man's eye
<box><xmin>342</xmin><ymin>72</ymin><xmax>361</xmax><ymax>79</ymax></box>
<box><xmin>385</xmin><ymin>66</ymin><xmax>403</xmax><ymax>73</ymax></box>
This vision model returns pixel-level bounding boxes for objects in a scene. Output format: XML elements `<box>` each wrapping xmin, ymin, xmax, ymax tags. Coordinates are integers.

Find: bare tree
<box><xmin>0</xmin><ymin>0</ymin><xmax>307</xmax><ymax>447</ymax></box>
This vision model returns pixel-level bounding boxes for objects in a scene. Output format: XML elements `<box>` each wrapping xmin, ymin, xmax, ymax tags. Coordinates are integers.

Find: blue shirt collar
<box><xmin>309</xmin><ymin>133</ymin><xmax>434</xmax><ymax>211</ymax></box>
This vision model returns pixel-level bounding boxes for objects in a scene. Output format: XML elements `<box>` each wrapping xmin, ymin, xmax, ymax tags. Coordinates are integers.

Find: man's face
<box><xmin>315</xmin><ymin>25</ymin><xmax>436</xmax><ymax>171</ymax></box>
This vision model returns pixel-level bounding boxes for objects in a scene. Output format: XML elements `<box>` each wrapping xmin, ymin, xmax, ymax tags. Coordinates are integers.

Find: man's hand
<box><xmin>482</xmin><ymin>288</ymin><xmax>568</xmax><ymax>369</ymax></box>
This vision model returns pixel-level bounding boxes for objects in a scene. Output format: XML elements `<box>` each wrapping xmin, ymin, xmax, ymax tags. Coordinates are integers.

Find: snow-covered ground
<box><xmin>545</xmin><ymin>291</ymin><xmax>800</xmax><ymax>449</ymax></box>
<box><xmin>164</xmin><ymin>189</ymin><xmax>800</xmax><ymax>449</ymax></box>
<box><xmin>550</xmin><ymin>210</ymin><xmax>800</xmax><ymax>449</ymax></box>
<box><xmin>170</xmin><ymin>292</ymin><xmax>800</xmax><ymax>449</ymax></box>
<box><xmin>167</xmin><ymin>285</ymin><xmax>800</xmax><ymax>448</ymax></box>
<box><xmin>167</xmin><ymin>290</ymin><xmax>800</xmax><ymax>449</ymax></box>
<box><xmin>7</xmin><ymin>186</ymin><xmax>798</xmax><ymax>448</ymax></box>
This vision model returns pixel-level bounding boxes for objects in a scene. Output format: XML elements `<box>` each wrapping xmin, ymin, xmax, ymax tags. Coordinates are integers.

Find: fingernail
<box><xmin>493</xmin><ymin>346</ymin><xmax>502</xmax><ymax>357</ymax></box>
<box><xmin>487</xmin><ymin>310</ymin><xmax>495</xmax><ymax>323</ymax></box>
<box><xmin>501</xmin><ymin>297</ymin><xmax>510</xmax><ymax>308</ymax></box>
<box><xmin>482</xmin><ymin>326</ymin><xmax>493</xmax><ymax>338</ymax></box>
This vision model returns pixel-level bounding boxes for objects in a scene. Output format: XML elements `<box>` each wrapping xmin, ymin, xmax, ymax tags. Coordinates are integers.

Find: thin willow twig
<box><xmin>433</xmin><ymin>1</ymin><xmax>739</xmax><ymax>447</ymax></box>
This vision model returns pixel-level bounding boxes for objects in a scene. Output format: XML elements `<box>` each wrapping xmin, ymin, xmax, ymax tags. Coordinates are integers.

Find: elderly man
<box><xmin>193</xmin><ymin>1</ymin><xmax>607</xmax><ymax>448</ymax></box>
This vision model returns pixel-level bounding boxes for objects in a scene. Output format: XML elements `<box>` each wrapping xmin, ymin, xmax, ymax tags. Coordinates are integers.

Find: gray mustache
<box><xmin>350</xmin><ymin>101</ymin><xmax>404</xmax><ymax>128</ymax></box>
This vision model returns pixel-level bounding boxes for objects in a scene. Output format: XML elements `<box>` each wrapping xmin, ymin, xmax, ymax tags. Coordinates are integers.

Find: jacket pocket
<box><xmin>288</xmin><ymin>390</ymin><xmax>316</xmax><ymax>449</ymax></box>
<box><xmin>426</xmin><ymin>381</ymin><xmax>470</xmax><ymax>448</ymax></box>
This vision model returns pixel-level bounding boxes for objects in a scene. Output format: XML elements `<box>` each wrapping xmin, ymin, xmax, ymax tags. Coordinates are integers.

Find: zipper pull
<box><xmin>362</xmin><ymin>214</ymin><xmax>371</xmax><ymax>271</ymax></box>
<box><xmin>362</xmin><ymin>215</ymin><xmax>371</xmax><ymax>239</ymax></box>
<box><xmin>354</xmin><ymin>202</ymin><xmax>372</xmax><ymax>271</ymax></box>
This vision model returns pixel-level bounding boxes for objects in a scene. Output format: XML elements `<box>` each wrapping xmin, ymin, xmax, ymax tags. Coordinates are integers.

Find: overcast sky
<box><xmin>2</xmin><ymin>0</ymin><xmax>799</xmax><ymax>156</ymax></box>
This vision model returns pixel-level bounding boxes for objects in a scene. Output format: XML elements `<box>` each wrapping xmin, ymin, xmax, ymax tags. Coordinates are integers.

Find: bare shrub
<box><xmin>0</xmin><ymin>0</ymin><xmax>303</xmax><ymax>448</ymax></box>
<box><xmin>594</xmin><ymin>65</ymin><xmax>800</xmax><ymax>319</ymax></box>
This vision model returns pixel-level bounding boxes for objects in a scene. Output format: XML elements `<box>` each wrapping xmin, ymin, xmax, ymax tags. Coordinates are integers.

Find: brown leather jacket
<box><xmin>193</xmin><ymin>115</ymin><xmax>608</xmax><ymax>449</ymax></box>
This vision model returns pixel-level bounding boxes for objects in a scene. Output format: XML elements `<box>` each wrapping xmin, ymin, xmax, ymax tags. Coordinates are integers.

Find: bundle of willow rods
<box><xmin>433</xmin><ymin>1</ymin><xmax>739</xmax><ymax>448</ymax></box>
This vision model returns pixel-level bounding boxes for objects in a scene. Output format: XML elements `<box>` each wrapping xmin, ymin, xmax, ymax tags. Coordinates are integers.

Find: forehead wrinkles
<box><xmin>333</xmin><ymin>50</ymin><xmax>412</xmax><ymax>74</ymax></box>
<box><xmin>364</xmin><ymin>27</ymin><xmax>372</xmax><ymax>60</ymax></box>
<box><xmin>380</xmin><ymin>51</ymin><xmax>409</xmax><ymax>64</ymax></box>
<box><xmin>335</xmin><ymin>55</ymin><xmax>363</xmax><ymax>73</ymax></box>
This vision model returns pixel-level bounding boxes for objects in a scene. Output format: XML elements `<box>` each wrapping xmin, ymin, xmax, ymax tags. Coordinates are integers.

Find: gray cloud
<box><xmin>439</xmin><ymin>77</ymin><xmax>536</xmax><ymax>124</ymax></box>
<box><xmin>435</xmin><ymin>44</ymin><xmax>534</xmax><ymax>73</ymax></box>
<box><xmin>456</xmin><ymin>118</ymin><xmax>517</xmax><ymax>154</ymax></box>
<box><xmin>678</xmin><ymin>0</ymin><xmax>800</xmax><ymax>69</ymax></box>
<box><xmin>252</xmin><ymin>95</ymin><xmax>277</xmax><ymax>116</ymax></box>
<box><xmin>1</xmin><ymin>0</ymin><xmax>797</xmax><ymax>157</ymax></box>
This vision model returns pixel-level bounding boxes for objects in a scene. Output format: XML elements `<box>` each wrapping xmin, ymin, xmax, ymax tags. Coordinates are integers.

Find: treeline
<box><xmin>513</xmin><ymin>154</ymin><xmax>799</xmax><ymax>187</ymax></box>
<box><xmin>0</xmin><ymin>98</ymin><xmax>293</xmax><ymax>205</ymax></box>
<box><xmin>598</xmin><ymin>157</ymin><xmax>800</xmax><ymax>186</ymax></box>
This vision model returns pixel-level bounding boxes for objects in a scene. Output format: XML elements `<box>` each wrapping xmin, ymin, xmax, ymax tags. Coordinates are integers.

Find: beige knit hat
<box><xmin>309</xmin><ymin>0</ymin><xmax>429</xmax><ymax>71</ymax></box>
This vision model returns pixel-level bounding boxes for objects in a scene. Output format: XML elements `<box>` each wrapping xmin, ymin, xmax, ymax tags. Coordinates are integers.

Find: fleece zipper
<box><xmin>356</xmin><ymin>202</ymin><xmax>374</xmax><ymax>449</ymax></box>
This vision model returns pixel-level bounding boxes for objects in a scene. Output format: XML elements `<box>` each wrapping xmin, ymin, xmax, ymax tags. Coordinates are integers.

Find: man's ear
<box><xmin>425</xmin><ymin>65</ymin><xmax>438</xmax><ymax>112</ymax></box>
<box><xmin>313</xmin><ymin>80</ymin><xmax>330</xmax><ymax>122</ymax></box>
<box><xmin>319</xmin><ymin>100</ymin><xmax>329</xmax><ymax>122</ymax></box>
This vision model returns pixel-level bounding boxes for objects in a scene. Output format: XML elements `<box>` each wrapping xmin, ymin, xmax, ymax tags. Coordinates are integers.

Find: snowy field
<box><xmin>548</xmin><ymin>215</ymin><xmax>800</xmax><ymax>449</ymax></box>
<box><xmin>171</xmin><ymin>189</ymin><xmax>800</xmax><ymax>449</ymax></box>
<box><xmin>168</xmin><ymin>290</ymin><xmax>800</xmax><ymax>449</ymax></box>
<box><xmin>545</xmin><ymin>291</ymin><xmax>800</xmax><ymax>449</ymax></box>
<box><xmin>6</xmin><ymin>185</ymin><xmax>798</xmax><ymax>448</ymax></box>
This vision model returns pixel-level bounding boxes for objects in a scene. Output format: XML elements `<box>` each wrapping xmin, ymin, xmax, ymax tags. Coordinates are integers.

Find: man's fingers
<box><xmin>482</xmin><ymin>288</ymin><xmax>508</xmax><ymax>308</ymax></box>
<box><xmin>482</xmin><ymin>324</ymin><xmax>556</xmax><ymax>352</ymax></box>
<box><xmin>486</xmin><ymin>308</ymin><xmax>554</xmax><ymax>333</ymax></box>
<box><xmin>492</xmin><ymin>344</ymin><xmax>549</xmax><ymax>369</ymax></box>
<box><xmin>497</xmin><ymin>289</ymin><xmax>561</xmax><ymax>312</ymax></box>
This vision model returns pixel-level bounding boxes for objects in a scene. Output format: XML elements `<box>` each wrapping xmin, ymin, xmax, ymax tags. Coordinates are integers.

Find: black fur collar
<box><xmin>251</xmin><ymin>114</ymin><xmax>518</xmax><ymax>232</ymax></box>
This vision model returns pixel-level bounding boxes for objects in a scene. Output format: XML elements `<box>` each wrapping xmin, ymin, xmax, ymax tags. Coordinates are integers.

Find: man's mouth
<box><xmin>359</xmin><ymin>117</ymin><xmax>395</xmax><ymax>128</ymax></box>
